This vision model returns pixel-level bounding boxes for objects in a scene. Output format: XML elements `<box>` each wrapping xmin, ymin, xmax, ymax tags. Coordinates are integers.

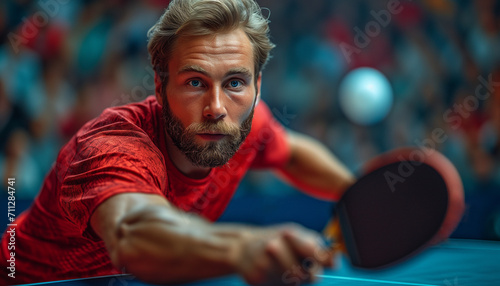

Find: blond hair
<box><xmin>147</xmin><ymin>0</ymin><xmax>274</xmax><ymax>83</ymax></box>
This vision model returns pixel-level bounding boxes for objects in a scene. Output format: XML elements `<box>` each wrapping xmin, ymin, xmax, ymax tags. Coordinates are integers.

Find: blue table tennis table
<box><xmin>20</xmin><ymin>239</ymin><xmax>500</xmax><ymax>286</ymax></box>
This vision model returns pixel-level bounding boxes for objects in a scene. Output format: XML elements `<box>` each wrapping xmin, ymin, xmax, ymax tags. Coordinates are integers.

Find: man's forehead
<box><xmin>169</xmin><ymin>29</ymin><xmax>256</xmax><ymax>75</ymax></box>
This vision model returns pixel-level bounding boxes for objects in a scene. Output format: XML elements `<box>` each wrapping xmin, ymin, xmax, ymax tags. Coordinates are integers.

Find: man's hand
<box><xmin>233</xmin><ymin>223</ymin><xmax>334</xmax><ymax>285</ymax></box>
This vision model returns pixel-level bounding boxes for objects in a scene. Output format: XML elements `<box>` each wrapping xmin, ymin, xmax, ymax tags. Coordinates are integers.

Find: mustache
<box><xmin>185</xmin><ymin>120</ymin><xmax>241</xmax><ymax>137</ymax></box>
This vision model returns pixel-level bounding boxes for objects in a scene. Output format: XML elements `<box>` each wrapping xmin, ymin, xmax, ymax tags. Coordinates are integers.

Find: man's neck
<box><xmin>164</xmin><ymin>134</ymin><xmax>212</xmax><ymax>179</ymax></box>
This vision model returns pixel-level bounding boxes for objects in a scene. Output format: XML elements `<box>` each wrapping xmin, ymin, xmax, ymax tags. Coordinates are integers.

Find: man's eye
<box><xmin>228</xmin><ymin>80</ymin><xmax>243</xmax><ymax>88</ymax></box>
<box><xmin>188</xmin><ymin>80</ymin><xmax>202</xmax><ymax>87</ymax></box>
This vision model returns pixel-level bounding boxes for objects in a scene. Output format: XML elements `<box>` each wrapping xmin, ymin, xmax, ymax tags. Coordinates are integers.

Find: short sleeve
<box><xmin>59</xmin><ymin>122</ymin><xmax>166</xmax><ymax>241</ymax></box>
<box><xmin>249</xmin><ymin>101</ymin><xmax>291</xmax><ymax>169</ymax></box>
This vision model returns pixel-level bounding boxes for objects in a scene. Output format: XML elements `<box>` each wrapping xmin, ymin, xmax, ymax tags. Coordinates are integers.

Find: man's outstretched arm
<box><xmin>90</xmin><ymin>192</ymin><xmax>334</xmax><ymax>285</ymax></box>
<box><xmin>277</xmin><ymin>131</ymin><xmax>355</xmax><ymax>201</ymax></box>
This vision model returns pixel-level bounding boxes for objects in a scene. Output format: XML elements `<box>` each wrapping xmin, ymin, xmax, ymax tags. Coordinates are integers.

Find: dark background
<box><xmin>1</xmin><ymin>0</ymin><xmax>499</xmax><ymax>240</ymax></box>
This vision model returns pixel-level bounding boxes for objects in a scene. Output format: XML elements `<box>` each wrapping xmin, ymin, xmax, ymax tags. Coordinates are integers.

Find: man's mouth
<box><xmin>197</xmin><ymin>133</ymin><xmax>227</xmax><ymax>141</ymax></box>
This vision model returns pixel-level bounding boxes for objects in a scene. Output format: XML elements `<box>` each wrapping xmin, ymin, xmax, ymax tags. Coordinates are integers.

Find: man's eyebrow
<box><xmin>178</xmin><ymin>65</ymin><xmax>208</xmax><ymax>76</ymax></box>
<box><xmin>225</xmin><ymin>67</ymin><xmax>253</xmax><ymax>79</ymax></box>
<box><xmin>178</xmin><ymin>65</ymin><xmax>253</xmax><ymax>80</ymax></box>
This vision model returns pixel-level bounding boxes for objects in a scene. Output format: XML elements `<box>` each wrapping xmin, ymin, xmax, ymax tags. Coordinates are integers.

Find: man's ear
<box><xmin>255</xmin><ymin>72</ymin><xmax>262</xmax><ymax>106</ymax></box>
<box><xmin>154</xmin><ymin>71</ymin><xmax>164</xmax><ymax>106</ymax></box>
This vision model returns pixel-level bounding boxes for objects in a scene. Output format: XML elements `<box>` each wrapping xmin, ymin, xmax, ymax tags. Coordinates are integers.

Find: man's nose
<box><xmin>203</xmin><ymin>86</ymin><xmax>227</xmax><ymax>120</ymax></box>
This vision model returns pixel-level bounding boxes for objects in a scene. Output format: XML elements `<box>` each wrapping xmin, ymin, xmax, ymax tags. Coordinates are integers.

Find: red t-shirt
<box><xmin>0</xmin><ymin>96</ymin><xmax>290</xmax><ymax>284</ymax></box>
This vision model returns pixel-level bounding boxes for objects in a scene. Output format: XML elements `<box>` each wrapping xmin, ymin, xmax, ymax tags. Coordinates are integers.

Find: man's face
<box><xmin>159</xmin><ymin>28</ymin><xmax>261</xmax><ymax>168</ymax></box>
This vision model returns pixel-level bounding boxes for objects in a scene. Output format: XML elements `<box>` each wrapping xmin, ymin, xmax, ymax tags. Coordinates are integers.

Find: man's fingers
<box><xmin>265</xmin><ymin>237</ymin><xmax>297</xmax><ymax>272</ymax></box>
<box><xmin>267</xmin><ymin>235</ymin><xmax>319</xmax><ymax>285</ymax></box>
<box><xmin>238</xmin><ymin>224</ymin><xmax>336</xmax><ymax>285</ymax></box>
<box><xmin>282</xmin><ymin>228</ymin><xmax>333</xmax><ymax>264</ymax></box>
<box><xmin>280</xmin><ymin>227</ymin><xmax>335</xmax><ymax>283</ymax></box>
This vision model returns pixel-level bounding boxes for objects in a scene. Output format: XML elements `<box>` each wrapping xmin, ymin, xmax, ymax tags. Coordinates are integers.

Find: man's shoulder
<box><xmin>248</xmin><ymin>100</ymin><xmax>286</xmax><ymax>139</ymax></box>
<box><xmin>80</xmin><ymin>96</ymin><xmax>160</xmax><ymax>134</ymax></box>
<box><xmin>250</xmin><ymin>100</ymin><xmax>273</xmax><ymax>129</ymax></box>
<box><xmin>60</xmin><ymin>96</ymin><xmax>164</xmax><ymax>166</ymax></box>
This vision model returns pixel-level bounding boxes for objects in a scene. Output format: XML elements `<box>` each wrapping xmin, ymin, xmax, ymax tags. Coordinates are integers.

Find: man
<box><xmin>1</xmin><ymin>0</ymin><xmax>354</xmax><ymax>285</ymax></box>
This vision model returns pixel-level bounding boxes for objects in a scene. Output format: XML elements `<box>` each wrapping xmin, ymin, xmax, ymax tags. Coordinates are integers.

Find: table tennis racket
<box><xmin>323</xmin><ymin>147</ymin><xmax>465</xmax><ymax>269</ymax></box>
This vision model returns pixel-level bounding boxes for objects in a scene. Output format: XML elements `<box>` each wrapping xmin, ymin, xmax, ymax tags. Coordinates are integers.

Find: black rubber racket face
<box><xmin>335</xmin><ymin>149</ymin><xmax>464</xmax><ymax>269</ymax></box>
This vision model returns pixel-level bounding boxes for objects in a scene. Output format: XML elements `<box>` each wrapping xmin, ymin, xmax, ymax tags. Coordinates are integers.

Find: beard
<box><xmin>162</xmin><ymin>99</ymin><xmax>254</xmax><ymax>168</ymax></box>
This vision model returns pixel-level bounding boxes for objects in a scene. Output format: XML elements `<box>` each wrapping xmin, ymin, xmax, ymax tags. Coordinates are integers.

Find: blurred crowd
<box><xmin>0</xmin><ymin>0</ymin><xmax>499</xmax><ymax>236</ymax></box>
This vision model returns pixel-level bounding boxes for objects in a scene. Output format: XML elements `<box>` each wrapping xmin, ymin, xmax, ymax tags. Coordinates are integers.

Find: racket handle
<box><xmin>323</xmin><ymin>218</ymin><xmax>346</xmax><ymax>253</ymax></box>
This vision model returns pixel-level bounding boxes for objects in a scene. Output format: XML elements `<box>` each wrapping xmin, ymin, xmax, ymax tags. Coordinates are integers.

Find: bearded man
<box><xmin>0</xmin><ymin>0</ymin><xmax>354</xmax><ymax>285</ymax></box>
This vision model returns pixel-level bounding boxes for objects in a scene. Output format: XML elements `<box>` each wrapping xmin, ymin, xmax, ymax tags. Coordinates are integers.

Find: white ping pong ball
<box><xmin>338</xmin><ymin>67</ymin><xmax>393</xmax><ymax>125</ymax></box>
